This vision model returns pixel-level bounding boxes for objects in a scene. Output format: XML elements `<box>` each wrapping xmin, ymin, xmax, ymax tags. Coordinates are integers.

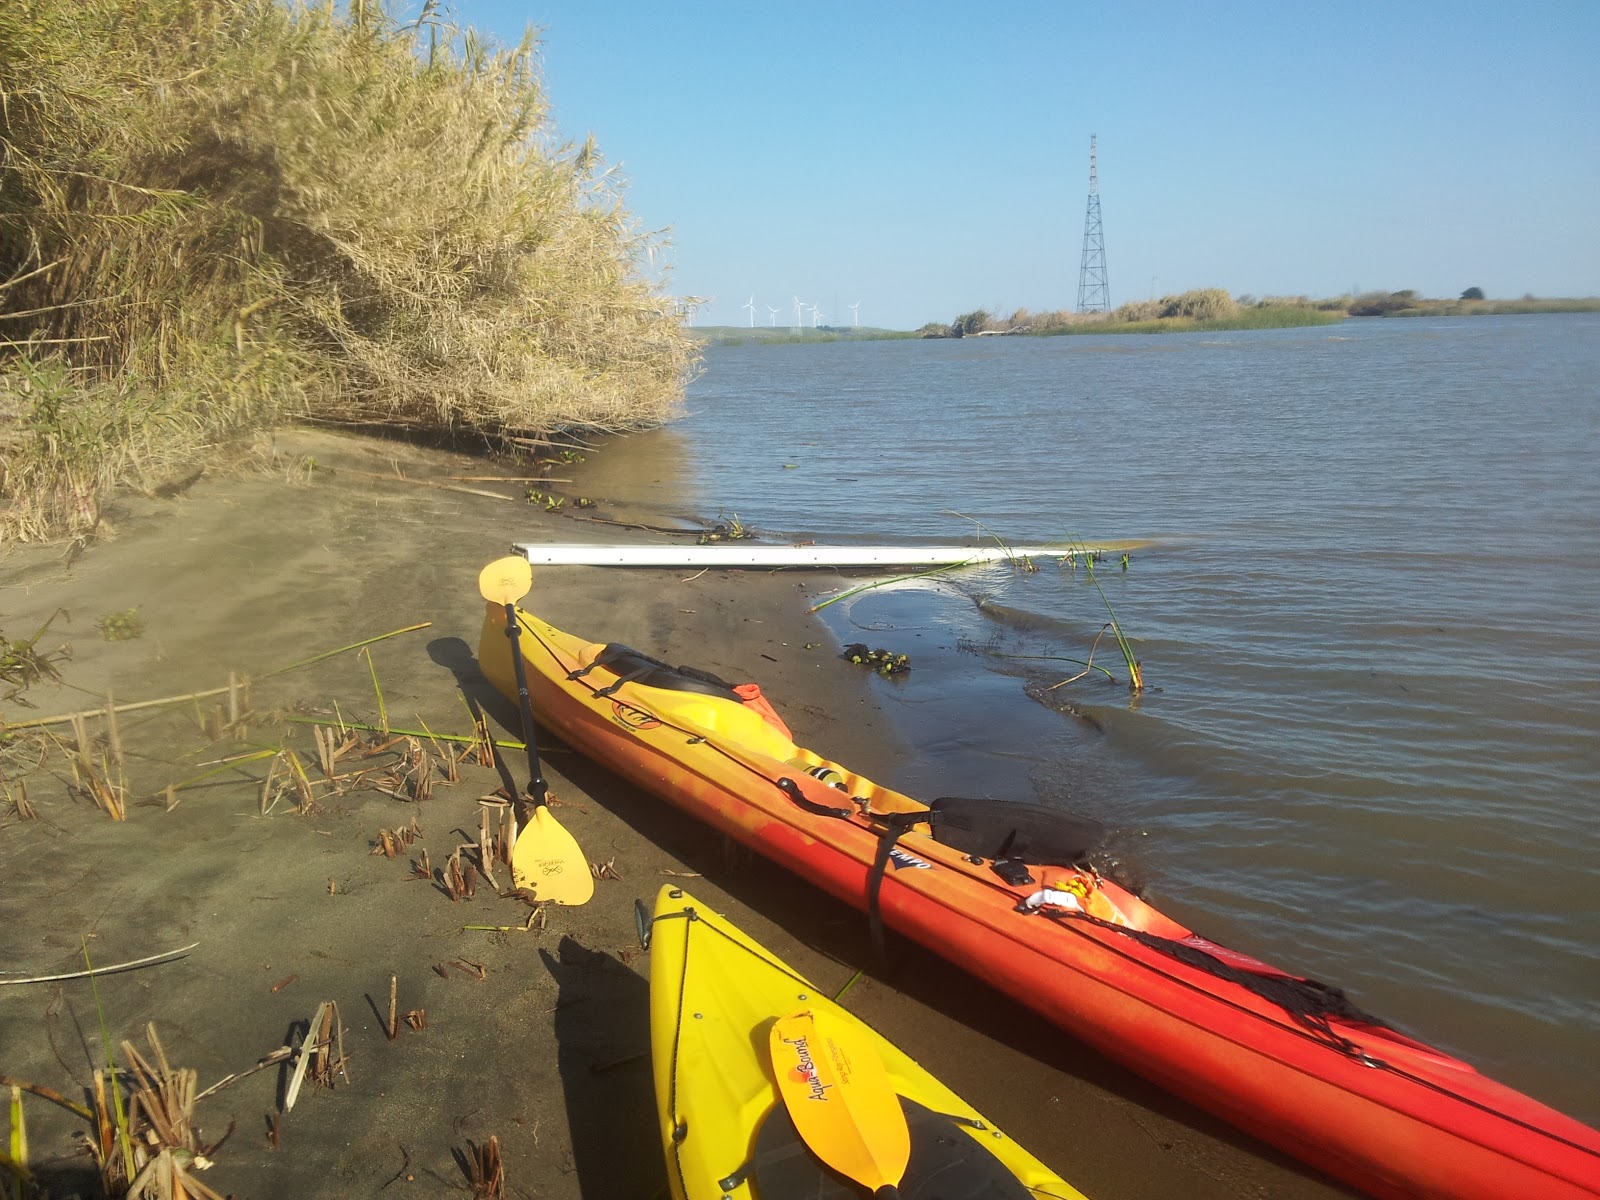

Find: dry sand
<box><xmin>0</xmin><ymin>429</ymin><xmax>1353</xmax><ymax>1199</ymax></box>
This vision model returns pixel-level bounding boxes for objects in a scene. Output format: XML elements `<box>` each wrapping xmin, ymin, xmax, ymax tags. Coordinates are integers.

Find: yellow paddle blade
<box><xmin>770</xmin><ymin>1008</ymin><xmax>909</xmax><ymax>1196</ymax></box>
<box><xmin>477</xmin><ymin>556</ymin><xmax>533</xmax><ymax>606</ymax></box>
<box><xmin>511</xmin><ymin>805</ymin><xmax>594</xmax><ymax>905</ymax></box>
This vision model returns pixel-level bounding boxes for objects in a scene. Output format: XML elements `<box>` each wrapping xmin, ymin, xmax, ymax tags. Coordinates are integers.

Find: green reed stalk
<box><xmin>260</xmin><ymin>623</ymin><xmax>433</xmax><ymax>679</ymax></box>
<box><xmin>1077</xmin><ymin>551</ymin><xmax>1143</xmax><ymax>692</ymax></box>
<box><xmin>281</xmin><ymin>716</ymin><xmax>529</xmax><ymax>751</ymax></box>
<box><xmin>362</xmin><ymin>647</ymin><xmax>389</xmax><ymax>734</ymax></box>
<box><xmin>5</xmin><ymin>1083</ymin><xmax>30</xmax><ymax>1200</ymax></box>
<box><xmin>81</xmin><ymin>940</ymin><xmax>134</xmax><ymax>1183</ymax></box>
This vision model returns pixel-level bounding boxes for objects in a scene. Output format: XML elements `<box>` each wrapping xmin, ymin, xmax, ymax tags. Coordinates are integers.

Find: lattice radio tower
<box><xmin>1077</xmin><ymin>135</ymin><xmax>1110</xmax><ymax>312</ymax></box>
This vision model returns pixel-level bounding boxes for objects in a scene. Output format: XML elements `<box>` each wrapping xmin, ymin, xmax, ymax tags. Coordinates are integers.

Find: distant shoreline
<box><xmin>695</xmin><ymin>295</ymin><xmax>1600</xmax><ymax>344</ymax></box>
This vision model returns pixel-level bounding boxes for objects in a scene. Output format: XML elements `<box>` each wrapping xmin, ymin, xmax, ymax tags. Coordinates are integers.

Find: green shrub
<box><xmin>950</xmin><ymin>309</ymin><xmax>993</xmax><ymax>337</ymax></box>
<box><xmin>1349</xmin><ymin>290</ymin><xmax>1422</xmax><ymax>316</ymax></box>
<box><xmin>1163</xmin><ymin>288</ymin><xmax>1236</xmax><ymax>321</ymax></box>
<box><xmin>1111</xmin><ymin>298</ymin><xmax>1162</xmax><ymax>323</ymax></box>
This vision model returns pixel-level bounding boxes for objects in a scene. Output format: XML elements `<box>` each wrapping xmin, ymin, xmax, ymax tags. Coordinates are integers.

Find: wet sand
<box><xmin>0</xmin><ymin>429</ymin><xmax>1353</xmax><ymax>1198</ymax></box>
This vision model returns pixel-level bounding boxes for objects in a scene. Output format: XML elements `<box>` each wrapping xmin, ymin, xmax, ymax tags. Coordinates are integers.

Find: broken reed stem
<box><xmin>465</xmin><ymin>1134</ymin><xmax>505</xmax><ymax>1199</ymax></box>
<box><xmin>172</xmin><ymin>748</ymin><xmax>279</xmax><ymax>794</ymax></box>
<box><xmin>501</xmin><ymin>805</ymin><xmax>516</xmax><ymax>863</ymax></box>
<box><xmin>258</xmin><ymin>623</ymin><xmax>434</xmax><ymax>680</ymax></box>
<box><xmin>336</xmin><ymin>466</ymin><xmax>516</xmax><ymax>502</ymax></box>
<box><xmin>103</xmin><ymin>691</ymin><xmax>121</xmax><ymax>765</ymax></box>
<box><xmin>0</xmin><ymin>1073</ymin><xmax>92</xmax><ymax>1121</ymax></box>
<box><xmin>468</xmin><ymin>703</ymin><xmax>493</xmax><ymax>766</ymax></box>
<box><xmin>981</xmin><ymin>649</ymin><xmax>1118</xmax><ymax>683</ymax></box>
<box><xmin>283</xmin><ymin>715</ymin><xmax>529</xmax><ymax>752</ymax></box>
<box><xmin>6</xmin><ymin>781</ymin><xmax>39</xmax><ymax>820</ymax></box>
<box><xmin>71</xmin><ymin>751</ymin><xmax>126</xmax><ymax>820</ymax></box>
<box><xmin>387</xmin><ymin>976</ymin><xmax>398</xmax><ymax>1042</ymax></box>
<box><xmin>259</xmin><ymin>752</ymin><xmax>281</xmax><ymax>816</ymax></box>
<box><xmin>477</xmin><ymin>805</ymin><xmax>499</xmax><ymax>887</ymax></box>
<box><xmin>280</xmin><ymin>749</ymin><xmax>315</xmax><ymax>813</ymax></box>
<box><xmin>416</xmin><ymin>714</ymin><xmax>460</xmax><ymax>782</ymax></box>
<box><xmin>0</xmin><ymin>943</ymin><xmax>198</xmax><ymax>988</ymax></box>
<box><xmin>313</xmin><ymin>724</ymin><xmax>332</xmax><ymax>776</ymax></box>
<box><xmin>193</xmin><ymin>1045</ymin><xmax>295</xmax><ymax>1104</ymax></box>
<box><xmin>295</xmin><ymin>1001</ymin><xmax>351</xmax><ymax>1091</ymax></box>
<box><xmin>807</xmin><ymin>560</ymin><xmax>970</xmax><ymax>614</ymax></box>
<box><xmin>6</xmin><ymin>623</ymin><xmax>432</xmax><ymax>730</ymax></box>
<box><xmin>411</xmin><ymin>747</ymin><xmax>433</xmax><ymax>802</ymax></box>
<box><xmin>1046</xmin><ymin>626</ymin><xmax>1112</xmax><ymax>690</ymax></box>
<box><xmin>69</xmin><ymin>714</ymin><xmax>91</xmax><ymax>773</ymax></box>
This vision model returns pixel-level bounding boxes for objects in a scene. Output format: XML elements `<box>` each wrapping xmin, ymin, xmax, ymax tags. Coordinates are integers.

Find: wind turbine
<box><xmin>811</xmin><ymin>304</ymin><xmax>823</xmax><ymax>328</ymax></box>
<box><xmin>742</xmin><ymin>295</ymin><xmax>756</xmax><ymax>327</ymax></box>
<box><xmin>767</xmin><ymin>305</ymin><xmax>780</xmax><ymax>327</ymax></box>
<box><xmin>849</xmin><ymin>300</ymin><xmax>861</xmax><ymax>328</ymax></box>
<box><xmin>793</xmin><ymin>296</ymin><xmax>805</xmax><ymax>333</ymax></box>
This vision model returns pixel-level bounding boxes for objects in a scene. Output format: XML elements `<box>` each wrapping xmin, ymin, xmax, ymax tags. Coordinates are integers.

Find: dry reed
<box><xmin>461</xmin><ymin>1135</ymin><xmax>505</xmax><ymax>1199</ymax></box>
<box><xmin>1</xmin><ymin>0</ymin><xmax>698</xmax><ymax>543</ymax></box>
<box><xmin>85</xmin><ymin>1024</ymin><xmax>232</xmax><ymax>1200</ymax></box>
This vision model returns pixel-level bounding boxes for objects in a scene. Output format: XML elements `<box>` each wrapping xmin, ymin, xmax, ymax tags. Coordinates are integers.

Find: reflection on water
<box><xmin>564</xmin><ymin>425</ymin><xmax>701</xmax><ymax>526</ymax></box>
<box><xmin>607</xmin><ymin>315</ymin><xmax>1600</xmax><ymax>1123</ymax></box>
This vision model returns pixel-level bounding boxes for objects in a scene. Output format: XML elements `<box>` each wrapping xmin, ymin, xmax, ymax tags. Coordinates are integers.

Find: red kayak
<box><xmin>479</xmin><ymin>597</ymin><xmax>1600</xmax><ymax>1200</ymax></box>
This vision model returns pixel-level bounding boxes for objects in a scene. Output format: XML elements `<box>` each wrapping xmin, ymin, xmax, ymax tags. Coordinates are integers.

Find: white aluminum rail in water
<box><xmin>511</xmin><ymin>542</ymin><xmax>1097</xmax><ymax>568</ymax></box>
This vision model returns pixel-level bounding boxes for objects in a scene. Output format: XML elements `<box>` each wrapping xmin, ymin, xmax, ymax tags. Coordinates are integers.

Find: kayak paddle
<box><xmin>477</xmin><ymin>557</ymin><xmax>594</xmax><ymax>906</ymax></box>
<box><xmin>769</xmin><ymin>1007</ymin><xmax>910</xmax><ymax>1198</ymax></box>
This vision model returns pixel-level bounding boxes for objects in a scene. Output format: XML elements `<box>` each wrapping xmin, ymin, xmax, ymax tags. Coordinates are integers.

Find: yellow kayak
<box><xmin>644</xmin><ymin>885</ymin><xmax>1085</xmax><ymax>1200</ymax></box>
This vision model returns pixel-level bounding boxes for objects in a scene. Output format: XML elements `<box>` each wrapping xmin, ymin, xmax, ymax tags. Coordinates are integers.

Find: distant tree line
<box><xmin>917</xmin><ymin>287</ymin><xmax>1595</xmax><ymax>338</ymax></box>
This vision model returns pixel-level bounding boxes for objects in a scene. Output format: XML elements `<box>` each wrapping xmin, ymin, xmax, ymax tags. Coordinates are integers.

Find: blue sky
<box><xmin>447</xmin><ymin>1</ymin><xmax>1598</xmax><ymax>330</ymax></box>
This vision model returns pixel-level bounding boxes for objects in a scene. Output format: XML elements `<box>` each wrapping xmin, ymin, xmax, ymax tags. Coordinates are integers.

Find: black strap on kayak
<box><xmin>587</xmin><ymin>663</ymin><xmax>666</xmax><ymax>699</ymax></box>
<box><xmin>866</xmin><ymin>811</ymin><xmax>935</xmax><ymax>961</ymax></box>
<box><xmin>1034</xmin><ymin>906</ymin><xmax>1391</xmax><ymax>1055</ymax></box>
<box><xmin>773</xmin><ymin>776</ymin><xmax>910</xmax><ymax>961</ymax></box>
<box><xmin>864</xmin><ymin>798</ymin><xmax>1103</xmax><ymax>960</ymax></box>
<box><xmin>570</xmin><ymin>643</ymin><xmax>745</xmax><ymax>701</ymax></box>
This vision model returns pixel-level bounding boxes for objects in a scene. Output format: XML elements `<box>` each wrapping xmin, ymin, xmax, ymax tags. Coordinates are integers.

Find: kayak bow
<box><xmin>645</xmin><ymin>886</ymin><xmax>1082</xmax><ymax>1200</ymax></box>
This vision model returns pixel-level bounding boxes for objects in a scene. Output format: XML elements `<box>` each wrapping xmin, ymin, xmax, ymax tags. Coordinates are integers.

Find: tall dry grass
<box><xmin>1</xmin><ymin>0</ymin><xmax>697</xmax><ymax>542</ymax></box>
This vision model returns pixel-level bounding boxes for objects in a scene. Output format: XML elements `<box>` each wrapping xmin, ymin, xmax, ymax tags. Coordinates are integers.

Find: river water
<box><xmin>601</xmin><ymin>315</ymin><xmax>1600</xmax><ymax>1124</ymax></box>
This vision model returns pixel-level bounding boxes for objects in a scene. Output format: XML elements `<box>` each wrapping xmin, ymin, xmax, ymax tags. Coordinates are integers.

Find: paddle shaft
<box><xmin>500</xmin><ymin>601</ymin><xmax>548</xmax><ymax>807</ymax></box>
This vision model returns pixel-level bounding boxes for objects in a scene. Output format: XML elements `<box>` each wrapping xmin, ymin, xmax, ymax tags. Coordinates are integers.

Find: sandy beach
<box><xmin>0</xmin><ymin>429</ymin><xmax>1353</xmax><ymax>1199</ymax></box>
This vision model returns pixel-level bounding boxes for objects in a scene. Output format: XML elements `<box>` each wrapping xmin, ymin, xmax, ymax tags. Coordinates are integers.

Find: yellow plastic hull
<box><xmin>646</xmin><ymin>886</ymin><xmax>1081</xmax><ymax>1200</ymax></box>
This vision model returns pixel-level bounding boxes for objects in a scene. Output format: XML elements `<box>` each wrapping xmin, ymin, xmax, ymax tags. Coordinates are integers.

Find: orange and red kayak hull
<box><xmin>480</xmin><ymin>602</ymin><xmax>1600</xmax><ymax>1200</ymax></box>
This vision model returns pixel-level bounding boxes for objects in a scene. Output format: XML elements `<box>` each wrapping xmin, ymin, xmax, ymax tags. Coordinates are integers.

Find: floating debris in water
<box><xmin>697</xmin><ymin>513</ymin><xmax>752</xmax><ymax>543</ymax></box>
<box><xmin>95</xmin><ymin>607</ymin><xmax>143</xmax><ymax>641</ymax></box>
<box><xmin>841</xmin><ymin>643</ymin><xmax>911</xmax><ymax>676</ymax></box>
